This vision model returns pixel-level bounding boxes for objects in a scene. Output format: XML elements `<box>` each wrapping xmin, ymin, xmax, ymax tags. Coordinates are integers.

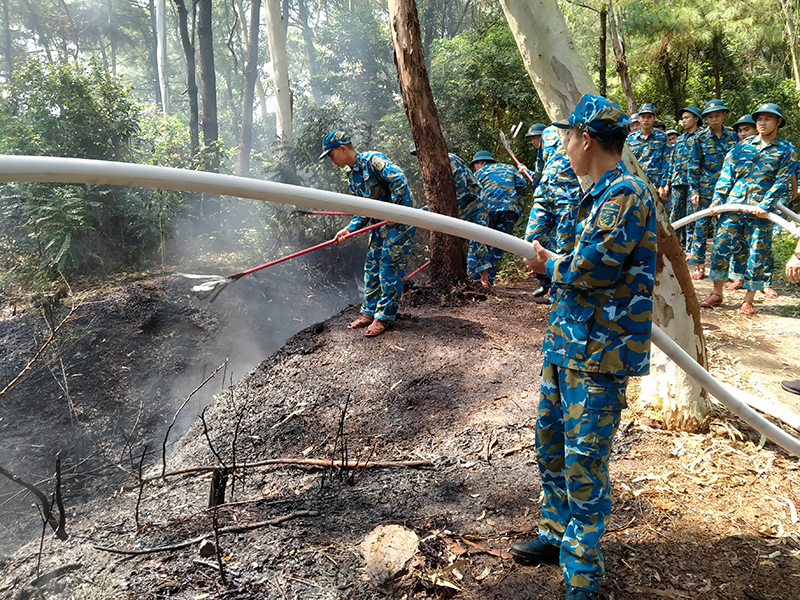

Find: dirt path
<box><xmin>0</xmin><ymin>275</ymin><xmax>799</xmax><ymax>600</ymax></box>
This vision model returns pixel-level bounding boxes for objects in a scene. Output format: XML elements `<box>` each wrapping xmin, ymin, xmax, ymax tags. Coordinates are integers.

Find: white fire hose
<box><xmin>1</xmin><ymin>156</ymin><xmax>798</xmax><ymax>457</ymax></box>
<box><xmin>672</xmin><ymin>203</ymin><xmax>800</xmax><ymax>238</ymax></box>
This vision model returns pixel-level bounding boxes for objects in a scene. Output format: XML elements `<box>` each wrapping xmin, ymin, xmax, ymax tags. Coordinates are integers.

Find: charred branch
<box><xmin>0</xmin><ymin>463</ymin><xmax>68</xmax><ymax>540</ymax></box>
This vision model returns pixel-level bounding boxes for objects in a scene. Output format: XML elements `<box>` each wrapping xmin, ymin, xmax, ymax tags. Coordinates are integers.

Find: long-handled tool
<box><xmin>499</xmin><ymin>123</ymin><xmax>535</xmax><ymax>185</ymax></box>
<box><xmin>181</xmin><ymin>220</ymin><xmax>388</xmax><ymax>301</ymax></box>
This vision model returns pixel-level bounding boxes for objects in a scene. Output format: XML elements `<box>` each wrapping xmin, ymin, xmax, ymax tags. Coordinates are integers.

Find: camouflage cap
<box><xmin>732</xmin><ymin>114</ymin><xmax>757</xmax><ymax>132</ymax></box>
<box><xmin>752</xmin><ymin>102</ymin><xmax>786</xmax><ymax>128</ymax></box>
<box><xmin>702</xmin><ymin>99</ymin><xmax>729</xmax><ymax>116</ymax></box>
<box><xmin>525</xmin><ymin>123</ymin><xmax>547</xmax><ymax>137</ymax></box>
<box><xmin>681</xmin><ymin>106</ymin><xmax>703</xmax><ymax>121</ymax></box>
<box><xmin>319</xmin><ymin>131</ymin><xmax>352</xmax><ymax>159</ymax></box>
<box><xmin>470</xmin><ymin>150</ymin><xmax>496</xmax><ymax>165</ymax></box>
<box><xmin>638</xmin><ymin>103</ymin><xmax>656</xmax><ymax>116</ymax></box>
<box><xmin>553</xmin><ymin>94</ymin><xmax>631</xmax><ymax>142</ymax></box>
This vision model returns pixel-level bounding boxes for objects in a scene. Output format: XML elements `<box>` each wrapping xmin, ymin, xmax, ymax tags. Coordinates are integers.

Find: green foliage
<box><xmin>0</xmin><ymin>58</ymin><xmax>193</xmax><ymax>287</ymax></box>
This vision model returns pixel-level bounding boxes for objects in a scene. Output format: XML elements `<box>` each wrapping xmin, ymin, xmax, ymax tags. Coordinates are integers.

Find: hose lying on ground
<box><xmin>777</xmin><ymin>201</ymin><xmax>800</xmax><ymax>226</ymax></box>
<box><xmin>1</xmin><ymin>155</ymin><xmax>798</xmax><ymax>457</ymax></box>
<box><xmin>671</xmin><ymin>203</ymin><xmax>800</xmax><ymax>238</ymax></box>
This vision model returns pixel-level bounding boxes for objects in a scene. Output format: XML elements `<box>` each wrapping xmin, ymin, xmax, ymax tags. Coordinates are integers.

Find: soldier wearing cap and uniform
<box><xmin>513</xmin><ymin>94</ymin><xmax>657</xmax><ymax>600</ymax></box>
<box><xmin>470</xmin><ymin>151</ymin><xmax>528</xmax><ymax>285</ymax></box>
<box><xmin>666</xmin><ymin>105</ymin><xmax>703</xmax><ymax>239</ymax></box>
<box><xmin>524</xmin><ymin>125</ymin><xmax>583</xmax><ymax>297</ymax></box>
<box><xmin>627</xmin><ymin>103</ymin><xmax>670</xmax><ymax>202</ymax></box>
<box><xmin>666</xmin><ymin>129</ymin><xmax>678</xmax><ymax>146</ymax></box>
<box><xmin>412</xmin><ymin>148</ymin><xmax>492</xmax><ymax>282</ymax></box>
<box><xmin>321</xmin><ymin>131</ymin><xmax>418</xmax><ymax>337</ymax></box>
<box><xmin>629</xmin><ymin>112</ymin><xmax>640</xmax><ymax>133</ymax></box>
<box><xmin>686</xmin><ymin>100</ymin><xmax>738</xmax><ymax>279</ymax></box>
<box><xmin>701</xmin><ymin>103</ymin><xmax>797</xmax><ymax>315</ymax></box>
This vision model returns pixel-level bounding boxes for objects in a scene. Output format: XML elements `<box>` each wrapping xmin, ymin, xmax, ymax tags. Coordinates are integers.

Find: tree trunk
<box><xmin>780</xmin><ymin>0</ymin><xmax>800</xmax><ymax>91</ymax></box>
<box><xmin>500</xmin><ymin>0</ymin><xmax>709</xmax><ymax>432</ymax></box>
<box><xmin>712</xmin><ymin>27</ymin><xmax>721</xmax><ymax>99</ymax></box>
<box><xmin>107</xmin><ymin>0</ymin><xmax>117</xmax><ymax>75</ymax></box>
<box><xmin>174</xmin><ymin>0</ymin><xmax>199</xmax><ymax>154</ymax></box>
<box><xmin>605</xmin><ymin>0</ymin><xmax>636</xmax><ymax>113</ymax></box>
<box><xmin>155</xmin><ymin>0</ymin><xmax>169</xmax><ymax>112</ymax></box>
<box><xmin>388</xmin><ymin>0</ymin><xmax>465</xmax><ymax>287</ymax></box>
<box><xmin>297</xmin><ymin>0</ymin><xmax>323</xmax><ymax>103</ymax></box>
<box><xmin>599</xmin><ymin>5</ymin><xmax>607</xmax><ymax>97</ymax></box>
<box><xmin>235</xmin><ymin>0</ymin><xmax>269</xmax><ymax>124</ymax></box>
<box><xmin>3</xmin><ymin>0</ymin><xmax>12</xmax><ymax>78</ymax></box>
<box><xmin>264</xmin><ymin>0</ymin><xmax>298</xmax><ymax>184</ymax></box>
<box><xmin>239</xmin><ymin>0</ymin><xmax>261</xmax><ymax>176</ymax></box>
<box><xmin>198</xmin><ymin>0</ymin><xmax>219</xmax><ymax>166</ymax></box>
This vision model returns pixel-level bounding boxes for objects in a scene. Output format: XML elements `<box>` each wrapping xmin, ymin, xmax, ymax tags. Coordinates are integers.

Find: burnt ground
<box><xmin>0</xmin><ymin>271</ymin><xmax>799</xmax><ymax>600</ymax></box>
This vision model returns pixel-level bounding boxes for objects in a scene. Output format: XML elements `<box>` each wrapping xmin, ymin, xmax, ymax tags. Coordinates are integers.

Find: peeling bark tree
<box><xmin>238</xmin><ymin>0</ymin><xmax>261</xmax><ymax>176</ymax></box>
<box><xmin>174</xmin><ymin>0</ymin><xmax>199</xmax><ymax>154</ymax></box>
<box><xmin>500</xmin><ymin>0</ymin><xmax>708</xmax><ymax>431</ymax></box>
<box><xmin>388</xmin><ymin>0</ymin><xmax>465</xmax><ymax>286</ymax></box>
<box><xmin>606</xmin><ymin>0</ymin><xmax>636</xmax><ymax>114</ymax></box>
<box><xmin>264</xmin><ymin>0</ymin><xmax>298</xmax><ymax>184</ymax></box>
<box><xmin>155</xmin><ymin>0</ymin><xmax>169</xmax><ymax>113</ymax></box>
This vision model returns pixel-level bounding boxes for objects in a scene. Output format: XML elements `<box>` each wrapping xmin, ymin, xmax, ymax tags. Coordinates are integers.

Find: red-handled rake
<box><xmin>180</xmin><ymin>220</ymin><xmax>388</xmax><ymax>301</ymax></box>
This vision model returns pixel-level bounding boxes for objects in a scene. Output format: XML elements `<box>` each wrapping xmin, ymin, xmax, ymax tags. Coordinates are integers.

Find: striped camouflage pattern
<box><xmin>449</xmin><ymin>153</ymin><xmax>490</xmax><ymax>279</ymax></box>
<box><xmin>543</xmin><ymin>162</ymin><xmax>657</xmax><ymax>376</ymax></box>
<box><xmin>708</xmin><ymin>135</ymin><xmax>797</xmax><ymax>290</ymax></box>
<box><xmin>536</xmin><ymin>363</ymin><xmax>626</xmax><ymax>591</ymax></box>
<box><xmin>628</xmin><ymin>129</ymin><xmax>670</xmax><ymax>188</ymax></box>
<box><xmin>474</xmin><ymin>162</ymin><xmax>528</xmax><ymax>215</ymax></box>
<box><xmin>525</xmin><ymin>126</ymin><xmax>582</xmax><ymax>255</ymax></box>
<box><xmin>686</xmin><ymin>126</ymin><xmax>738</xmax><ymax>264</ymax></box>
<box><xmin>345</xmin><ymin>151</ymin><xmax>417</xmax><ymax>321</ymax></box>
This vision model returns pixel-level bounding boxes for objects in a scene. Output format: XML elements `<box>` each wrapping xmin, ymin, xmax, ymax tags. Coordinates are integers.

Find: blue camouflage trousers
<box><xmin>361</xmin><ymin>224</ymin><xmax>415</xmax><ymax>321</ymax></box>
<box><xmin>537</xmin><ymin>362</ymin><xmax>626</xmax><ymax>592</ymax></box>
<box><xmin>461</xmin><ymin>202</ymin><xmax>491</xmax><ymax>280</ymax></box>
<box><xmin>688</xmin><ymin>192</ymin><xmax>713</xmax><ymax>266</ymax></box>
<box><xmin>669</xmin><ymin>185</ymin><xmax>692</xmax><ymax>248</ymax></box>
<box><xmin>708</xmin><ymin>212</ymin><xmax>772</xmax><ymax>291</ymax></box>
<box><xmin>484</xmin><ymin>210</ymin><xmax>519</xmax><ymax>284</ymax></box>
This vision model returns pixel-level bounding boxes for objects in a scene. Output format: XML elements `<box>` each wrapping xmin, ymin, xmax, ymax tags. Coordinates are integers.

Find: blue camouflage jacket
<box><xmin>543</xmin><ymin>162</ymin><xmax>657</xmax><ymax>376</ymax></box>
<box><xmin>687</xmin><ymin>126</ymin><xmax>738</xmax><ymax>198</ymax></box>
<box><xmin>711</xmin><ymin>135</ymin><xmax>798</xmax><ymax>211</ymax></box>
<box><xmin>534</xmin><ymin>126</ymin><xmax>582</xmax><ymax>207</ymax></box>
<box><xmin>475</xmin><ymin>162</ymin><xmax>527</xmax><ymax>215</ymax></box>
<box><xmin>345</xmin><ymin>151</ymin><xmax>417</xmax><ymax>234</ymax></box>
<box><xmin>449</xmin><ymin>153</ymin><xmax>486</xmax><ymax>218</ymax></box>
<box><xmin>628</xmin><ymin>129</ymin><xmax>670</xmax><ymax>188</ymax></box>
<box><xmin>667</xmin><ymin>129</ymin><xmax>700</xmax><ymax>186</ymax></box>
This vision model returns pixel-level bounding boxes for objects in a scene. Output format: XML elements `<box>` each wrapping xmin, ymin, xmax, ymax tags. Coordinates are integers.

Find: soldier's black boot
<box><xmin>509</xmin><ymin>538</ymin><xmax>560</xmax><ymax>565</ymax></box>
<box><xmin>565</xmin><ymin>586</ymin><xmax>597</xmax><ymax>600</ymax></box>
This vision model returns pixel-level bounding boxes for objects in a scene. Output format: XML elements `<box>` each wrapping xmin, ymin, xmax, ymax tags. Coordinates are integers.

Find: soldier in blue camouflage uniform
<box><xmin>512</xmin><ymin>94</ymin><xmax>657</xmax><ymax>600</ymax></box>
<box><xmin>627</xmin><ymin>103</ymin><xmax>670</xmax><ymax>203</ymax></box>
<box><xmin>411</xmin><ymin>148</ymin><xmax>491</xmax><ymax>281</ymax></box>
<box><xmin>724</xmin><ymin>114</ymin><xmax>758</xmax><ymax>291</ymax></box>
<box><xmin>524</xmin><ymin>125</ymin><xmax>583</xmax><ymax>297</ymax></box>
<box><xmin>701</xmin><ymin>103</ymin><xmax>797</xmax><ymax>315</ymax></box>
<box><xmin>686</xmin><ymin>100</ymin><xmax>738</xmax><ymax>279</ymax></box>
<box><xmin>321</xmin><ymin>131</ymin><xmax>418</xmax><ymax>337</ymax></box>
<box><xmin>667</xmin><ymin>106</ymin><xmax>702</xmax><ymax>246</ymax></box>
<box><xmin>471</xmin><ymin>151</ymin><xmax>528</xmax><ymax>285</ymax></box>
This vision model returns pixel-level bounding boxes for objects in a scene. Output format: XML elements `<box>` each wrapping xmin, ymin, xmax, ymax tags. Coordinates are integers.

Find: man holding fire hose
<box><xmin>320</xmin><ymin>131</ymin><xmax>417</xmax><ymax>338</ymax></box>
<box><xmin>515</xmin><ymin>95</ymin><xmax>657</xmax><ymax>600</ymax></box>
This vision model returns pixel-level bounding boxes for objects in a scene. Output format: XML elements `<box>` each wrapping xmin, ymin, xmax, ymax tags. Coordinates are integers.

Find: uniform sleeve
<box><xmin>514</xmin><ymin>170</ymin><xmax>528</xmax><ymax>198</ymax></box>
<box><xmin>346</xmin><ymin>179</ymin><xmax>368</xmax><ymax>231</ymax></box>
<box><xmin>711</xmin><ymin>150</ymin><xmax>736</xmax><ymax>208</ymax></box>
<box><xmin>372</xmin><ymin>156</ymin><xmax>412</xmax><ymax>207</ymax></box>
<box><xmin>687</xmin><ymin>136</ymin><xmax>701</xmax><ymax>196</ymax></box>
<box><xmin>546</xmin><ymin>189</ymin><xmax>653</xmax><ymax>289</ymax></box>
<box><xmin>657</xmin><ymin>140</ymin><xmax>669</xmax><ymax>187</ymax></box>
<box><xmin>759</xmin><ymin>145</ymin><xmax>797</xmax><ymax>211</ymax></box>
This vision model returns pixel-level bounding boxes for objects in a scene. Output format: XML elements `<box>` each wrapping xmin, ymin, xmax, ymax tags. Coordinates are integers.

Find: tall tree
<box><xmin>501</xmin><ymin>0</ymin><xmax>709</xmax><ymax>431</ymax></box>
<box><xmin>239</xmin><ymin>0</ymin><xmax>261</xmax><ymax>176</ymax></box>
<box><xmin>155</xmin><ymin>0</ymin><xmax>169</xmax><ymax>112</ymax></box>
<box><xmin>174</xmin><ymin>0</ymin><xmax>199</xmax><ymax>154</ymax></box>
<box><xmin>197</xmin><ymin>0</ymin><xmax>219</xmax><ymax>168</ymax></box>
<box><xmin>264</xmin><ymin>0</ymin><xmax>298</xmax><ymax>183</ymax></box>
<box><xmin>388</xmin><ymin>0</ymin><xmax>465</xmax><ymax>286</ymax></box>
<box><xmin>606</xmin><ymin>0</ymin><xmax>636</xmax><ymax>112</ymax></box>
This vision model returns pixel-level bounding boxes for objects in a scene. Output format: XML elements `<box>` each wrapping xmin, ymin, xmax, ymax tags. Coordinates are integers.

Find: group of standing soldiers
<box><xmin>628</xmin><ymin>100</ymin><xmax>797</xmax><ymax>315</ymax></box>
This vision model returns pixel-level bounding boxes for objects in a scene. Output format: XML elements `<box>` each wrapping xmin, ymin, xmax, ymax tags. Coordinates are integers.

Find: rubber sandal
<box><xmin>348</xmin><ymin>315</ymin><xmax>373</xmax><ymax>329</ymax></box>
<box><xmin>690</xmin><ymin>266</ymin><xmax>705</xmax><ymax>280</ymax></box>
<box><xmin>725</xmin><ymin>279</ymin><xmax>743</xmax><ymax>291</ymax></box>
<box><xmin>738</xmin><ymin>301</ymin><xmax>755</xmax><ymax>315</ymax></box>
<box><xmin>763</xmin><ymin>287</ymin><xmax>779</xmax><ymax>299</ymax></box>
<box><xmin>364</xmin><ymin>319</ymin><xmax>388</xmax><ymax>337</ymax></box>
<box><xmin>700</xmin><ymin>292</ymin><xmax>723</xmax><ymax>308</ymax></box>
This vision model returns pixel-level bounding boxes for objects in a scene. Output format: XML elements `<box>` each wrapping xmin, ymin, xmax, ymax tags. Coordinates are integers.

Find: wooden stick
<box><xmin>93</xmin><ymin>510</ymin><xmax>319</xmax><ymax>555</ymax></box>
